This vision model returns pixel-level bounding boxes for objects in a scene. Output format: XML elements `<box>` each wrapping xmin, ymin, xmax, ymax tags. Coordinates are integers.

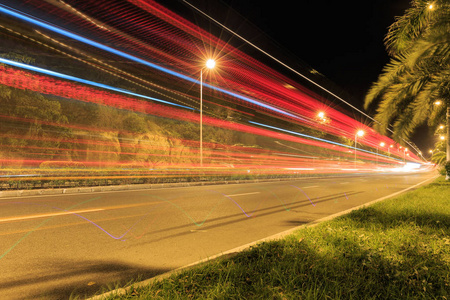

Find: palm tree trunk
<box><xmin>447</xmin><ymin>105</ymin><xmax>450</xmax><ymax>180</ymax></box>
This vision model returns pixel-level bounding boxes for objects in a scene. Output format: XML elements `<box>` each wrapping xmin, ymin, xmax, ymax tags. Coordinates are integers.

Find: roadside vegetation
<box><xmin>89</xmin><ymin>176</ymin><xmax>450</xmax><ymax>300</ymax></box>
<box><xmin>364</xmin><ymin>0</ymin><xmax>450</xmax><ymax>177</ymax></box>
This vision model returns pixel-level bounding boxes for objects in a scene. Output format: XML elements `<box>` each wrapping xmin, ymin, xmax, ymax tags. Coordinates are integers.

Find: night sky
<box><xmin>172</xmin><ymin>0</ymin><xmax>434</xmax><ymax>152</ymax></box>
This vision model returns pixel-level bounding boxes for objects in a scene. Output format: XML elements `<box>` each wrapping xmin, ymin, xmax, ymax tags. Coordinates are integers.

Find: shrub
<box><xmin>445</xmin><ymin>161</ymin><xmax>450</xmax><ymax>179</ymax></box>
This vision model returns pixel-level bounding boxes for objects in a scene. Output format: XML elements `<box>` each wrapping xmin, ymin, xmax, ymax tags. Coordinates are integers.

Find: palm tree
<box><xmin>364</xmin><ymin>0</ymin><xmax>450</xmax><ymax>178</ymax></box>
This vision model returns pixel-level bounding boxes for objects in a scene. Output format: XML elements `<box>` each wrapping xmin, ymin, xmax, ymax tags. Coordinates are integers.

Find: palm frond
<box><xmin>364</xmin><ymin>56</ymin><xmax>409</xmax><ymax>110</ymax></box>
<box><xmin>385</xmin><ymin>0</ymin><xmax>434</xmax><ymax>56</ymax></box>
<box><xmin>432</xmin><ymin>151</ymin><xmax>447</xmax><ymax>165</ymax></box>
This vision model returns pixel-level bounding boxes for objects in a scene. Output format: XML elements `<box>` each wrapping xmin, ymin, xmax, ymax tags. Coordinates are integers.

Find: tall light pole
<box><xmin>200</xmin><ymin>58</ymin><xmax>216</xmax><ymax>167</ymax></box>
<box><xmin>354</xmin><ymin>130</ymin><xmax>365</xmax><ymax>168</ymax></box>
<box><xmin>434</xmin><ymin>99</ymin><xmax>449</xmax><ymax>180</ymax></box>
<box><xmin>377</xmin><ymin>142</ymin><xmax>385</xmax><ymax>165</ymax></box>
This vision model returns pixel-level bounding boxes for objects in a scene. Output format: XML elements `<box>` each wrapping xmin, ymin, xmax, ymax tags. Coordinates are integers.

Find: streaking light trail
<box><xmin>0</xmin><ymin>57</ymin><xmax>193</xmax><ymax>110</ymax></box>
<box><xmin>248</xmin><ymin>121</ymin><xmax>400</xmax><ymax>162</ymax></box>
<box><xmin>0</xmin><ymin>0</ymin><xmax>427</xmax><ymax>189</ymax></box>
<box><xmin>0</xmin><ymin>4</ymin><xmax>299</xmax><ymax>120</ymax></box>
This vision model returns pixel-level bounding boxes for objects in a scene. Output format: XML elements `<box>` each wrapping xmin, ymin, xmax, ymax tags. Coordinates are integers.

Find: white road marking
<box><xmin>226</xmin><ymin>192</ymin><xmax>261</xmax><ymax>197</ymax></box>
<box><xmin>0</xmin><ymin>208</ymin><xmax>104</xmax><ymax>223</ymax></box>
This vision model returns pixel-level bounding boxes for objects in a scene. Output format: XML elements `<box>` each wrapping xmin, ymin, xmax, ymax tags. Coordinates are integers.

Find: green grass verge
<box><xmin>97</xmin><ymin>177</ymin><xmax>450</xmax><ymax>300</ymax></box>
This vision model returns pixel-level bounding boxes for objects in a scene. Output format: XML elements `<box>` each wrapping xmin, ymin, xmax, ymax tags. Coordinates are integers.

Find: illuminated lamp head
<box><xmin>206</xmin><ymin>59</ymin><xmax>216</xmax><ymax>69</ymax></box>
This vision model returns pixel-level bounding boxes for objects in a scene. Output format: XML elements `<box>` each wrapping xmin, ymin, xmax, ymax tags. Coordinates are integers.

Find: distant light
<box><xmin>380</xmin><ymin>142</ymin><xmax>385</xmax><ymax>147</ymax></box>
<box><xmin>440</xmin><ymin>136</ymin><xmax>445</xmax><ymax>140</ymax></box>
<box><xmin>434</xmin><ymin>100</ymin><xmax>442</xmax><ymax>105</ymax></box>
<box><xmin>405</xmin><ymin>162</ymin><xmax>421</xmax><ymax>170</ymax></box>
<box><xmin>318</xmin><ymin>111</ymin><xmax>325</xmax><ymax>119</ymax></box>
<box><xmin>356</xmin><ymin>130</ymin><xmax>365</xmax><ymax>137</ymax></box>
<box><xmin>428</xmin><ymin>4</ymin><xmax>433</xmax><ymax>9</ymax></box>
<box><xmin>439</xmin><ymin>125</ymin><xmax>444</xmax><ymax>129</ymax></box>
<box><xmin>206</xmin><ymin>59</ymin><xmax>216</xmax><ymax>69</ymax></box>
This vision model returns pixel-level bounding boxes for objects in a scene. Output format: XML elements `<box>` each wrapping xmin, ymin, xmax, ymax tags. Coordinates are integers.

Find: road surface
<box><xmin>0</xmin><ymin>171</ymin><xmax>437</xmax><ymax>299</ymax></box>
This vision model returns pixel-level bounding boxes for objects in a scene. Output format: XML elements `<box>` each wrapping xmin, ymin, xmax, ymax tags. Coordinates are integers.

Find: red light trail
<box><xmin>0</xmin><ymin>0</ymin><xmax>427</xmax><ymax>185</ymax></box>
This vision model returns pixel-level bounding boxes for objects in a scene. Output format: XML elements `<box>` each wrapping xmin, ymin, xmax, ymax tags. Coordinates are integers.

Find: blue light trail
<box><xmin>248</xmin><ymin>121</ymin><xmax>401</xmax><ymax>162</ymax></box>
<box><xmin>0</xmin><ymin>57</ymin><xmax>194</xmax><ymax>110</ymax></box>
<box><xmin>0</xmin><ymin>4</ymin><xmax>299</xmax><ymax>119</ymax></box>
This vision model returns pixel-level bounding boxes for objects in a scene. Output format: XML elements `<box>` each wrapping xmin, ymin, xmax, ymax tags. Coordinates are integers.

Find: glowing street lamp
<box><xmin>377</xmin><ymin>142</ymin><xmax>385</xmax><ymax>165</ymax></box>
<box><xmin>200</xmin><ymin>58</ymin><xmax>216</xmax><ymax>167</ymax></box>
<box><xmin>318</xmin><ymin>111</ymin><xmax>325</xmax><ymax>119</ymax></box>
<box><xmin>354</xmin><ymin>130</ymin><xmax>365</xmax><ymax>168</ymax></box>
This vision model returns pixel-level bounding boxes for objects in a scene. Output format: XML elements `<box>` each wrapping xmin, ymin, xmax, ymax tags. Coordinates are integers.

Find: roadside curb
<box><xmin>86</xmin><ymin>174</ymin><xmax>439</xmax><ymax>300</ymax></box>
<box><xmin>0</xmin><ymin>174</ymin><xmax>361</xmax><ymax>199</ymax></box>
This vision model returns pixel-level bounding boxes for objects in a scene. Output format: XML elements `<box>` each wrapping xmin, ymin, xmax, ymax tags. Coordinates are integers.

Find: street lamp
<box><xmin>354</xmin><ymin>130</ymin><xmax>365</xmax><ymax>168</ymax></box>
<box><xmin>200</xmin><ymin>58</ymin><xmax>216</xmax><ymax>167</ymax></box>
<box><xmin>377</xmin><ymin>142</ymin><xmax>385</xmax><ymax>165</ymax></box>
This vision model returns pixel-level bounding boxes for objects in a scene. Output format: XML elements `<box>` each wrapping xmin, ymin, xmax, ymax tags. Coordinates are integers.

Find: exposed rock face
<box><xmin>66</xmin><ymin>131</ymin><xmax>121</xmax><ymax>167</ymax></box>
<box><xmin>119</xmin><ymin>132</ymin><xmax>172</xmax><ymax>167</ymax></box>
<box><xmin>39</xmin><ymin>129</ymin><xmax>196</xmax><ymax>168</ymax></box>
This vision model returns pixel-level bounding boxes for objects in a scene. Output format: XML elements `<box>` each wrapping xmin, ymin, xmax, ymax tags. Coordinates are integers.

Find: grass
<box><xmin>94</xmin><ymin>177</ymin><xmax>450</xmax><ymax>300</ymax></box>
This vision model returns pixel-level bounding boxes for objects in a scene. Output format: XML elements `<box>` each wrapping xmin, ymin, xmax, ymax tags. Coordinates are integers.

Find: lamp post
<box><xmin>377</xmin><ymin>142</ymin><xmax>385</xmax><ymax>165</ymax></box>
<box><xmin>435</xmin><ymin>100</ymin><xmax>449</xmax><ymax>180</ymax></box>
<box><xmin>200</xmin><ymin>59</ymin><xmax>215</xmax><ymax>167</ymax></box>
<box><xmin>354</xmin><ymin>130</ymin><xmax>365</xmax><ymax>168</ymax></box>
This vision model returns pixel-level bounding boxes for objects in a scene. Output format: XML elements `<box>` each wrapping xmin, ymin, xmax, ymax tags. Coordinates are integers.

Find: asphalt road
<box><xmin>0</xmin><ymin>171</ymin><xmax>437</xmax><ymax>299</ymax></box>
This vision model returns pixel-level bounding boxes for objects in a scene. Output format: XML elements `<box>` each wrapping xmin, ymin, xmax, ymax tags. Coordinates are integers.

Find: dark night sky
<box><xmin>172</xmin><ymin>0</ymin><xmax>434</xmax><ymax>152</ymax></box>
<box><xmin>214</xmin><ymin>0</ymin><xmax>410</xmax><ymax>108</ymax></box>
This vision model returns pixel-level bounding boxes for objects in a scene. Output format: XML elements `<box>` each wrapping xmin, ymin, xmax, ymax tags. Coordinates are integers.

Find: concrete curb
<box><xmin>0</xmin><ymin>174</ymin><xmax>355</xmax><ymax>199</ymax></box>
<box><xmin>86</xmin><ymin>175</ymin><xmax>439</xmax><ymax>300</ymax></box>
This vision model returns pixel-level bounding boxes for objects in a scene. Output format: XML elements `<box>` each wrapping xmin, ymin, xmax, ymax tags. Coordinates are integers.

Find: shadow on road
<box><xmin>133</xmin><ymin>191</ymin><xmax>362</xmax><ymax>246</ymax></box>
<box><xmin>140</xmin><ymin>200</ymin><xmax>450</xmax><ymax>298</ymax></box>
<box><xmin>0</xmin><ymin>259</ymin><xmax>171</xmax><ymax>300</ymax></box>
